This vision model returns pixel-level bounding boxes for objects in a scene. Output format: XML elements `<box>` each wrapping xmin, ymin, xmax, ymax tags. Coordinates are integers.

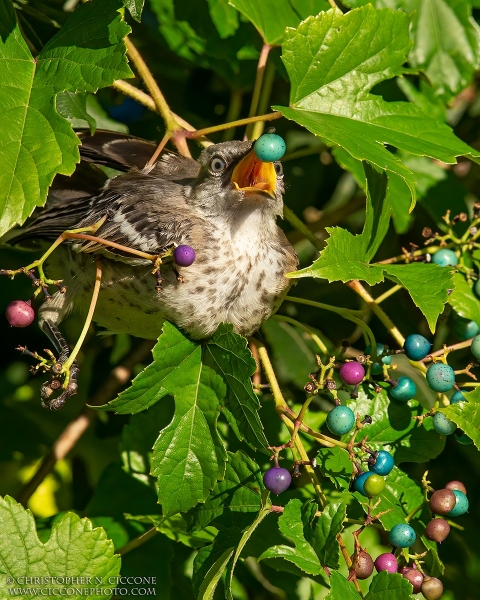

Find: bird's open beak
<box><xmin>231</xmin><ymin>150</ymin><xmax>276</xmax><ymax>197</ymax></box>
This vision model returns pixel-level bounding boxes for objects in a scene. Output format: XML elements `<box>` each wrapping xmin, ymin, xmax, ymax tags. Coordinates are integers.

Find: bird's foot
<box><xmin>40</xmin><ymin>361</ymin><xmax>79</xmax><ymax>411</ymax></box>
<box><xmin>1</xmin><ymin>266</ymin><xmax>65</xmax><ymax>301</ymax></box>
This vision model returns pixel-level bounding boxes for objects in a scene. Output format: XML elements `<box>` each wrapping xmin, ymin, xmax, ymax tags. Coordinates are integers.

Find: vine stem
<box><xmin>424</xmin><ymin>339</ymin><xmax>473</xmax><ymax>361</ymax></box>
<box><xmin>271</xmin><ymin>314</ymin><xmax>329</xmax><ymax>354</ymax></box>
<box><xmin>283</xmin><ymin>206</ymin><xmax>323</xmax><ymax>251</ymax></box>
<box><xmin>375</xmin><ymin>284</ymin><xmax>402</xmax><ymax>304</ymax></box>
<box><xmin>185</xmin><ymin>112</ymin><xmax>283</xmax><ymax>139</ymax></box>
<box><xmin>246</xmin><ymin>43</ymin><xmax>272</xmax><ymax>139</ymax></box>
<box><xmin>118</xmin><ymin>527</ymin><xmax>158</xmax><ymax>555</ymax></box>
<box><xmin>346</xmin><ymin>280</ymin><xmax>405</xmax><ymax>347</ymax></box>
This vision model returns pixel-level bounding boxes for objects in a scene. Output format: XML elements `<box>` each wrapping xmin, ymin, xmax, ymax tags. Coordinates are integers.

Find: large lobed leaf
<box><xmin>439</xmin><ymin>387</ymin><xmax>480</xmax><ymax>450</ymax></box>
<box><xmin>448</xmin><ymin>272</ymin><xmax>480</xmax><ymax>324</ymax></box>
<box><xmin>0</xmin><ymin>0</ymin><xmax>132</xmax><ymax>237</ymax></box>
<box><xmin>275</xmin><ymin>5</ymin><xmax>480</xmax><ymax>208</ymax></box>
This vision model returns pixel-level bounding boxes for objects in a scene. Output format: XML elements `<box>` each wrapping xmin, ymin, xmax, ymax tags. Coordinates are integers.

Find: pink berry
<box><xmin>402</xmin><ymin>568</ymin><xmax>424</xmax><ymax>593</ymax></box>
<box><xmin>173</xmin><ymin>245</ymin><xmax>196</xmax><ymax>267</ymax></box>
<box><xmin>339</xmin><ymin>361</ymin><xmax>365</xmax><ymax>385</ymax></box>
<box><xmin>374</xmin><ymin>553</ymin><xmax>398</xmax><ymax>574</ymax></box>
<box><xmin>6</xmin><ymin>300</ymin><xmax>35</xmax><ymax>327</ymax></box>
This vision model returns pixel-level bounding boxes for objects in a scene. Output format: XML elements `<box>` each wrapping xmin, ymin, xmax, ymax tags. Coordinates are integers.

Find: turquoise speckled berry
<box><xmin>426</xmin><ymin>363</ymin><xmax>455</xmax><ymax>392</ymax></box>
<box><xmin>326</xmin><ymin>405</ymin><xmax>355</xmax><ymax>435</ymax></box>
<box><xmin>369</xmin><ymin>450</ymin><xmax>395</xmax><ymax>476</ymax></box>
<box><xmin>365</xmin><ymin>343</ymin><xmax>392</xmax><ymax>375</ymax></box>
<box><xmin>253</xmin><ymin>134</ymin><xmax>286</xmax><ymax>162</ymax></box>
<box><xmin>432</xmin><ymin>248</ymin><xmax>459</xmax><ymax>267</ymax></box>
<box><xmin>433</xmin><ymin>412</ymin><xmax>456</xmax><ymax>435</ymax></box>
<box><xmin>446</xmin><ymin>490</ymin><xmax>469</xmax><ymax>517</ymax></box>
<box><xmin>404</xmin><ymin>334</ymin><xmax>431</xmax><ymax>361</ymax></box>
<box><xmin>389</xmin><ymin>523</ymin><xmax>417</xmax><ymax>548</ymax></box>
<box><xmin>450</xmin><ymin>390</ymin><xmax>467</xmax><ymax>404</ymax></box>
<box><xmin>454</xmin><ymin>318</ymin><xmax>479</xmax><ymax>340</ymax></box>
<box><xmin>456</xmin><ymin>431</ymin><xmax>473</xmax><ymax>445</ymax></box>
<box><xmin>390</xmin><ymin>376</ymin><xmax>416</xmax><ymax>401</ymax></box>
<box><xmin>471</xmin><ymin>334</ymin><xmax>480</xmax><ymax>360</ymax></box>
<box><xmin>354</xmin><ymin>471</ymin><xmax>373</xmax><ymax>496</ymax></box>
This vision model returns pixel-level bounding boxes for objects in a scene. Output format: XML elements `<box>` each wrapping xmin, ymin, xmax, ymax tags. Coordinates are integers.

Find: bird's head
<box><xmin>191</xmin><ymin>140</ymin><xmax>284</xmax><ymax>218</ymax></box>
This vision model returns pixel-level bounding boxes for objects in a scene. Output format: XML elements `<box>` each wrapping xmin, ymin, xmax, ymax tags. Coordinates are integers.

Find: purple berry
<box><xmin>425</xmin><ymin>518</ymin><xmax>450</xmax><ymax>543</ymax></box>
<box><xmin>402</xmin><ymin>568</ymin><xmax>424</xmax><ymax>593</ymax></box>
<box><xmin>263</xmin><ymin>466</ymin><xmax>291</xmax><ymax>495</ymax></box>
<box><xmin>374</xmin><ymin>553</ymin><xmax>398</xmax><ymax>573</ymax></box>
<box><xmin>429</xmin><ymin>489</ymin><xmax>456</xmax><ymax>515</ymax></box>
<box><xmin>6</xmin><ymin>300</ymin><xmax>35</xmax><ymax>327</ymax></box>
<box><xmin>339</xmin><ymin>361</ymin><xmax>365</xmax><ymax>385</ymax></box>
<box><xmin>173</xmin><ymin>245</ymin><xmax>196</xmax><ymax>267</ymax></box>
<box><xmin>445</xmin><ymin>480</ymin><xmax>467</xmax><ymax>495</ymax></box>
<box><xmin>352</xmin><ymin>550</ymin><xmax>374</xmax><ymax>579</ymax></box>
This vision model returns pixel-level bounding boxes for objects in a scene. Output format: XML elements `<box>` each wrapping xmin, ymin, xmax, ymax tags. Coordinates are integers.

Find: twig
<box><xmin>246</xmin><ymin>43</ymin><xmax>272</xmax><ymax>139</ymax></box>
<box><xmin>185</xmin><ymin>112</ymin><xmax>283</xmax><ymax>139</ymax></box>
<box><xmin>118</xmin><ymin>527</ymin><xmax>158</xmax><ymax>555</ymax></box>
<box><xmin>283</xmin><ymin>206</ymin><xmax>323</xmax><ymax>251</ymax></box>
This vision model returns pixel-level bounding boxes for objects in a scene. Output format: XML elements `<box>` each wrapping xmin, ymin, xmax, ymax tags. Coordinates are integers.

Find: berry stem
<box><xmin>245</xmin><ymin>43</ymin><xmax>272</xmax><ymax>139</ymax></box>
<box><xmin>374</xmin><ymin>284</ymin><xmax>402</xmax><ymax>304</ymax></box>
<box><xmin>185</xmin><ymin>112</ymin><xmax>283</xmax><ymax>139</ymax></box>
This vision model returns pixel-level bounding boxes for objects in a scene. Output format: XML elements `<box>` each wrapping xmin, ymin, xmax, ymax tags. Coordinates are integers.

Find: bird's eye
<box><xmin>209</xmin><ymin>156</ymin><xmax>227</xmax><ymax>175</ymax></box>
<box><xmin>274</xmin><ymin>162</ymin><xmax>283</xmax><ymax>177</ymax></box>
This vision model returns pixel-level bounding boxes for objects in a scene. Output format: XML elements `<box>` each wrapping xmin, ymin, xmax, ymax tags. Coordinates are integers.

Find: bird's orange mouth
<box><xmin>231</xmin><ymin>150</ymin><xmax>276</xmax><ymax>197</ymax></box>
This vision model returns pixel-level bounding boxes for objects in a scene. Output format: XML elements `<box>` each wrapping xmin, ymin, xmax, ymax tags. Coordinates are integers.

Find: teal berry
<box><xmin>404</xmin><ymin>334</ymin><xmax>431</xmax><ymax>361</ymax></box>
<box><xmin>354</xmin><ymin>471</ymin><xmax>373</xmax><ymax>496</ymax></box>
<box><xmin>454</xmin><ymin>318</ymin><xmax>479</xmax><ymax>340</ymax></box>
<box><xmin>326</xmin><ymin>405</ymin><xmax>355</xmax><ymax>435</ymax></box>
<box><xmin>369</xmin><ymin>450</ymin><xmax>395</xmax><ymax>476</ymax></box>
<box><xmin>253</xmin><ymin>134</ymin><xmax>286</xmax><ymax>162</ymax></box>
<box><xmin>426</xmin><ymin>363</ymin><xmax>455</xmax><ymax>392</ymax></box>
<box><xmin>450</xmin><ymin>390</ymin><xmax>467</xmax><ymax>404</ymax></box>
<box><xmin>471</xmin><ymin>334</ymin><xmax>480</xmax><ymax>360</ymax></box>
<box><xmin>446</xmin><ymin>490</ymin><xmax>469</xmax><ymax>517</ymax></box>
<box><xmin>456</xmin><ymin>431</ymin><xmax>474</xmax><ymax>445</ymax></box>
<box><xmin>389</xmin><ymin>523</ymin><xmax>417</xmax><ymax>548</ymax></box>
<box><xmin>433</xmin><ymin>412</ymin><xmax>456</xmax><ymax>435</ymax></box>
<box><xmin>390</xmin><ymin>376</ymin><xmax>416</xmax><ymax>401</ymax></box>
<box><xmin>365</xmin><ymin>343</ymin><xmax>392</xmax><ymax>375</ymax></box>
<box><xmin>475</xmin><ymin>278</ymin><xmax>480</xmax><ymax>297</ymax></box>
<box><xmin>432</xmin><ymin>248</ymin><xmax>459</xmax><ymax>267</ymax></box>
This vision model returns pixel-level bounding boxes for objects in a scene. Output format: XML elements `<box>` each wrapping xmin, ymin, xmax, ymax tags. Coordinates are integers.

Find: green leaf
<box><xmin>187</xmin><ymin>450</ymin><xmax>263</xmax><ymax>531</ymax></box>
<box><xmin>439</xmin><ymin>387</ymin><xmax>480</xmax><ymax>450</ymax></box>
<box><xmin>56</xmin><ymin>91</ymin><xmax>96</xmax><ymax>134</ymax></box>
<box><xmin>0</xmin><ymin>496</ymin><xmax>120</xmax><ymax>597</ymax></box>
<box><xmin>197</xmin><ymin>547</ymin><xmax>235</xmax><ymax>600</ymax></box>
<box><xmin>310</xmin><ymin>501</ymin><xmax>346</xmax><ymax>568</ymax></box>
<box><xmin>258</xmin><ymin>499</ymin><xmax>321</xmax><ymax>575</ymax></box>
<box><xmin>204</xmin><ymin>324</ymin><xmax>268</xmax><ymax>450</ymax></box>
<box><xmin>207</xmin><ymin>0</ymin><xmax>239</xmax><ymax>38</ymax></box>
<box><xmin>365</xmin><ymin>571</ymin><xmax>414</xmax><ymax>600</ymax></box>
<box><xmin>316</xmin><ymin>447</ymin><xmax>353</xmax><ymax>490</ymax></box>
<box><xmin>448</xmin><ymin>272</ymin><xmax>480</xmax><ymax>323</ymax></box>
<box><xmin>275</xmin><ymin>6</ymin><xmax>480</xmax><ymax>207</ymax></box>
<box><xmin>325</xmin><ymin>571</ymin><xmax>361</xmax><ymax>600</ymax></box>
<box><xmin>0</xmin><ymin>0</ymin><xmax>132</xmax><ymax>237</ymax></box>
<box><xmin>362</xmin><ymin>163</ymin><xmax>390</xmax><ymax>261</ymax></box>
<box><xmin>125</xmin><ymin>514</ymin><xmax>216</xmax><ymax>548</ymax></box>
<box><xmin>408</xmin><ymin>0</ymin><xmax>480</xmax><ymax>101</ymax></box>
<box><xmin>228</xmin><ymin>0</ymin><xmax>329</xmax><ymax>45</ymax></box>
<box><xmin>123</xmin><ymin>0</ymin><xmax>144</xmax><ymax>21</ymax></box>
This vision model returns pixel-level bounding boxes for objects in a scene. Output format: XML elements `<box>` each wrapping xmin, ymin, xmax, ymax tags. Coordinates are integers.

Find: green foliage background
<box><xmin>1</xmin><ymin>0</ymin><xmax>480</xmax><ymax>599</ymax></box>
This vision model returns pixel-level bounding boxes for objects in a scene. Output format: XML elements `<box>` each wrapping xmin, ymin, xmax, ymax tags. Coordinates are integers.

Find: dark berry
<box><xmin>339</xmin><ymin>361</ymin><xmax>365</xmax><ymax>385</ymax></box>
<box><xmin>421</xmin><ymin>577</ymin><xmax>444</xmax><ymax>600</ymax></box>
<box><xmin>374</xmin><ymin>553</ymin><xmax>398</xmax><ymax>573</ymax></box>
<box><xmin>173</xmin><ymin>245</ymin><xmax>196</xmax><ymax>267</ymax></box>
<box><xmin>450</xmin><ymin>390</ymin><xmax>467</xmax><ymax>404</ymax></box>
<box><xmin>253</xmin><ymin>133</ymin><xmax>286</xmax><ymax>162</ymax></box>
<box><xmin>326</xmin><ymin>405</ymin><xmax>355</xmax><ymax>435</ymax></box>
<box><xmin>429</xmin><ymin>489</ymin><xmax>456</xmax><ymax>515</ymax></box>
<box><xmin>263</xmin><ymin>467</ymin><xmax>291</xmax><ymax>495</ymax></box>
<box><xmin>426</xmin><ymin>363</ymin><xmax>455</xmax><ymax>392</ymax></box>
<box><xmin>363</xmin><ymin>473</ymin><xmax>386</xmax><ymax>497</ymax></box>
<box><xmin>6</xmin><ymin>300</ymin><xmax>35</xmax><ymax>327</ymax></box>
<box><xmin>445</xmin><ymin>480</ymin><xmax>467</xmax><ymax>495</ymax></box>
<box><xmin>354</xmin><ymin>471</ymin><xmax>373</xmax><ymax>496</ymax></box>
<box><xmin>404</xmin><ymin>334</ymin><xmax>431</xmax><ymax>361</ymax></box>
<box><xmin>446</xmin><ymin>489</ymin><xmax>469</xmax><ymax>517</ymax></box>
<box><xmin>402</xmin><ymin>568</ymin><xmax>424</xmax><ymax>593</ymax></box>
<box><xmin>425</xmin><ymin>518</ymin><xmax>450</xmax><ymax>543</ymax></box>
<box><xmin>389</xmin><ymin>523</ymin><xmax>416</xmax><ymax>547</ymax></box>
<box><xmin>455</xmin><ymin>431</ymin><xmax>473</xmax><ymax>445</ymax></box>
<box><xmin>432</xmin><ymin>248</ymin><xmax>458</xmax><ymax>266</ymax></box>
<box><xmin>454</xmin><ymin>317</ymin><xmax>479</xmax><ymax>340</ymax></box>
<box><xmin>352</xmin><ymin>550</ymin><xmax>374</xmax><ymax>579</ymax></box>
<box><xmin>471</xmin><ymin>334</ymin><xmax>480</xmax><ymax>360</ymax></box>
<box><xmin>365</xmin><ymin>342</ymin><xmax>392</xmax><ymax>375</ymax></box>
<box><xmin>390</xmin><ymin>376</ymin><xmax>416</xmax><ymax>401</ymax></box>
<box><xmin>433</xmin><ymin>412</ymin><xmax>456</xmax><ymax>435</ymax></box>
<box><xmin>369</xmin><ymin>450</ymin><xmax>395</xmax><ymax>476</ymax></box>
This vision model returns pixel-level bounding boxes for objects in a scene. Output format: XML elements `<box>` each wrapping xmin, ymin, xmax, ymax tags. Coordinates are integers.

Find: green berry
<box><xmin>326</xmin><ymin>405</ymin><xmax>355</xmax><ymax>435</ymax></box>
<box><xmin>390</xmin><ymin>376</ymin><xmax>416</xmax><ymax>401</ymax></box>
<box><xmin>426</xmin><ymin>363</ymin><xmax>455</xmax><ymax>392</ymax></box>
<box><xmin>432</xmin><ymin>248</ymin><xmax>458</xmax><ymax>267</ymax></box>
<box><xmin>363</xmin><ymin>473</ymin><xmax>386</xmax><ymax>497</ymax></box>
<box><xmin>450</xmin><ymin>390</ymin><xmax>466</xmax><ymax>404</ymax></box>
<box><xmin>365</xmin><ymin>343</ymin><xmax>392</xmax><ymax>375</ymax></box>
<box><xmin>455</xmin><ymin>431</ymin><xmax>473</xmax><ymax>445</ymax></box>
<box><xmin>253</xmin><ymin>134</ymin><xmax>286</xmax><ymax>162</ymax></box>
<box><xmin>446</xmin><ymin>489</ymin><xmax>469</xmax><ymax>517</ymax></box>
<box><xmin>354</xmin><ymin>472</ymin><xmax>373</xmax><ymax>496</ymax></box>
<box><xmin>389</xmin><ymin>523</ymin><xmax>416</xmax><ymax>548</ymax></box>
<box><xmin>471</xmin><ymin>334</ymin><xmax>480</xmax><ymax>360</ymax></box>
<box><xmin>403</xmin><ymin>334</ymin><xmax>431</xmax><ymax>361</ymax></box>
<box><xmin>454</xmin><ymin>317</ymin><xmax>479</xmax><ymax>340</ymax></box>
<box><xmin>433</xmin><ymin>412</ymin><xmax>456</xmax><ymax>435</ymax></box>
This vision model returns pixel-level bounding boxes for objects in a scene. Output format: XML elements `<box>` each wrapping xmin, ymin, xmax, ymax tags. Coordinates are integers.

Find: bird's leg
<box><xmin>40</xmin><ymin>258</ymin><xmax>103</xmax><ymax>410</ymax></box>
<box><xmin>172</xmin><ymin>266</ymin><xmax>184</xmax><ymax>283</ymax></box>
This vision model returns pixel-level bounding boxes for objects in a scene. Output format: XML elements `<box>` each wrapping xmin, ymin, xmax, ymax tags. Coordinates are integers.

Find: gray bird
<box><xmin>13</xmin><ymin>132</ymin><xmax>298</xmax><ymax>408</ymax></box>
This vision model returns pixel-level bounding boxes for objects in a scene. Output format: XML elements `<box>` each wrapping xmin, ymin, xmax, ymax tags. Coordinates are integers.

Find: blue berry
<box><xmin>389</xmin><ymin>523</ymin><xmax>416</xmax><ymax>548</ymax></box>
<box><xmin>369</xmin><ymin>450</ymin><xmax>395</xmax><ymax>476</ymax></box>
<box><xmin>432</xmin><ymin>248</ymin><xmax>458</xmax><ymax>267</ymax></box>
<box><xmin>426</xmin><ymin>363</ymin><xmax>455</xmax><ymax>392</ymax></box>
<box><xmin>326</xmin><ymin>405</ymin><xmax>355</xmax><ymax>435</ymax></box>
<box><xmin>253</xmin><ymin>134</ymin><xmax>286</xmax><ymax>162</ymax></box>
<box><xmin>404</xmin><ymin>334</ymin><xmax>431</xmax><ymax>361</ymax></box>
<box><xmin>446</xmin><ymin>490</ymin><xmax>469</xmax><ymax>517</ymax></box>
<box><xmin>454</xmin><ymin>318</ymin><xmax>479</xmax><ymax>340</ymax></box>
<box><xmin>471</xmin><ymin>334</ymin><xmax>480</xmax><ymax>360</ymax></box>
<box><xmin>433</xmin><ymin>412</ymin><xmax>456</xmax><ymax>435</ymax></box>
<box><xmin>173</xmin><ymin>245</ymin><xmax>196</xmax><ymax>267</ymax></box>
<box><xmin>450</xmin><ymin>390</ymin><xmax>467</xmax><ymax>404</ymax></box>
<box><xmin>354</xmin><ymin>471</ymin><xmax>373</xmax><ymax>496</ymax></box>
<box><xmin>455</xmin><ymin>431</ymin><xmax>473</xmax><ymax>445</ymax></box>
<box><xmin>365</xmin><ymin>343</ymin><xmax>392</xmax><ymax>375</ymax></box>
<box><xmin>390</xmin><ymin>376</ymin><xmax>416</xmax><ymax>402</ymax></box>
<box><xmin>263</xmin><ymin>467</ymin><xmax>292</xmax><ymax>495</ymax></box>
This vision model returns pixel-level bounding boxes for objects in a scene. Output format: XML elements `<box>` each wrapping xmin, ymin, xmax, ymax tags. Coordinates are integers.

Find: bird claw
<box><xmin>40</xmin><ymin>362</ymin><xmax>79</xmax><ymax>410</ymax></box>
